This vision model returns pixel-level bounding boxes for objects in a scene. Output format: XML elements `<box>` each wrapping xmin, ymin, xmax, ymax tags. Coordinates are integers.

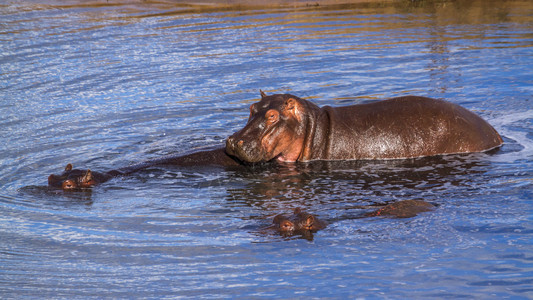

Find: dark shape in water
<box><xmin>365</xmin><ymin>200</ymin><xmax>436</xmax><ymax>218</ymax></box>
<box><xmin>48</xmin><ymin>164</ymin><xmax>114</xmax><ymax>190</ymax></box>
<box><xmin>272</xmin><ymin>207</ymin><xmax>327</xmax><ymax>237</ymax></box>
<box><xmin>47</xmin><ymin>147</ymin><xmax>240</xmax><ymax>190</ymax></box>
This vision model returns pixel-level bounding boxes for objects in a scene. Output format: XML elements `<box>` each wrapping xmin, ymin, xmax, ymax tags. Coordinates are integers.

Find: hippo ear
<box><xmin>284</xmin><ymin>98</ymin><xmax>304</xmax><ymax>121</ymax></box>
<box><xmin>285</xmin><ymin>98</ymin><xmax>298</xmax><ymax>110</ymax></box>
<box><xmin>305</xmin><ymin>215</ymin><xmax>315</xmax><ymax>227</ymax></box>
<box><xmin>65</xmin><ymin>164</ymin><xmax>73</xmax><ymax>171</ymax></box>
<box><xmin>272</xmin><ymin>214</ymin><xmax>284</xmax><ymax>224</ymax></box>
<box><xmin>81</xmin><ymin>169</ymin><xmax>93</xmax><ymax>183</ymax></box>
<box><xmin>260</xmin><ymin>90</ymin><xmax>267</xmax><ymax>98</ymax></box>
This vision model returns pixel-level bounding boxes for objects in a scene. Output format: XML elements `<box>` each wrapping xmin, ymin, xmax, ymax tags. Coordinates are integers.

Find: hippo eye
<box><xmin>280</xmin><ymin>220</ymin><xmax>294</xmax><ymax>232</ymax></box>
<box><xmin>80</xmin><ymin>180</ymin><xmax>97</xmax><ymax>187</ymax></box>
<box><xmin>265</xmin><ymin>109</ymin><xmax>279</xmax><ymax>126</ymax></box>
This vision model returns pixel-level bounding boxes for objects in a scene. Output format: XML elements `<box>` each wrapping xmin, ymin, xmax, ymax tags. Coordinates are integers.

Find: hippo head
<box><xmin>272</xmin><ymin>208</ymin><xmax>326</xmax><ymax>236</ymax></box>
<box><xmin>48</xmin><ymin>164</ymin><xmax>100</xmax><ymax>190</ymax></box>
<box><xmin>226</xmin><ymin>91</ymin><xmax>310</xmax><ymax>163</ymax></box>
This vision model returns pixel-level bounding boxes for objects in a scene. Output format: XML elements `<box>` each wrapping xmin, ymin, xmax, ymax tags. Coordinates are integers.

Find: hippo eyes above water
<box><xmin>62</xmin><ymin>179</ymin><xmax>77</xmax><ymax>190</ymax></box>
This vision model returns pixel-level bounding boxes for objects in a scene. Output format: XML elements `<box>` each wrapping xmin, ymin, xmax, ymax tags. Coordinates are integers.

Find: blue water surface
<box><xmin>1</xmin><ymin>0</ymin><xmax>532</xmax><ymax>298</ymax></box>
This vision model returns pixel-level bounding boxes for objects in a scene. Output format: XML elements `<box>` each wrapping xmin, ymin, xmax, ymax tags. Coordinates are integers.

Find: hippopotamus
<box><xmin>226</xmin><ymin>92</ymin><xmax>503</xmax><ymax>162</ymax></box>
<box><xmin>47</xmin><ymin>147</ymin><xmax>237</xmax><ymax>190</ymax></box>
<box><xmin>269</xmin><ymin>200</ymin><xmax>434</xmax><ymax>238</ymax></box>
<box><xmin>272</xmin><ymin>207</ymin><xmax>327</xmax><ymax>237</ymax></box>
<box><xmin>48</xmin><ymin>164</ymin><xmax>115</xmax><ymax>190</ymax></box>
<box><xmin>47</xmin><ymin>92</ymin><xmax>503</xmax><ymax>189</ymax></box>
<box><xmin>365</xmin><ymin>200</ymin><xmax>436</xmax><ymax>218</ymax></box>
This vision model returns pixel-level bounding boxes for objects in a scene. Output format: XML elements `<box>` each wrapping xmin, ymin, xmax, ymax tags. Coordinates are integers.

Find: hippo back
<box><xmin>317</xmin><ymin>96</ymin><xmax>502</xmax><ymax>160</ymax></box>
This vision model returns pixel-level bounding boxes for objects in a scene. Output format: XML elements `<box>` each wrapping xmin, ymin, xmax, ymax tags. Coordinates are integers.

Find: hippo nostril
<box><xmin>227</xmin><ymin>136</ymin><xmax>244</xmax><ymax>151</ymax></box>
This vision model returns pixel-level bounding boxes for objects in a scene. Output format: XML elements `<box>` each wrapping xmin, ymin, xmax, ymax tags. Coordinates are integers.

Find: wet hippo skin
<box><xmin>365</xmin><ymin>200</ymin><xmax>436</xmax><ymax>218</ymax></box>
<box><xmin>226</xmin><ymin>92</ymin><xmax>503</xmax><ymax>162</ymax></box>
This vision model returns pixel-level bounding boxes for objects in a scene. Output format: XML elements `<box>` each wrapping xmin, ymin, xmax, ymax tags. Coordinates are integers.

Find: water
<box><xmin>1</xmin><ymin>0</ymin><xmax>532</xmax><ymax>298</ymax></box>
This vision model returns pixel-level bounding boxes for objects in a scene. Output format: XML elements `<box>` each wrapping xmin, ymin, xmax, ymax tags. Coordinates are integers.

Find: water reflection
<box><xmin>18</xmin><ymin>151</ymin><xmax>497</xmax><ymax>216</ymax></box>
<box><xmin>18</xmin><ymin>185</ymin><xmax>95</xmax><ymax>207</ymax></box>
<box><xmin>225</xmin><ymin>152</ymin><xmax>497</xmax><ymax>212</ymax></box>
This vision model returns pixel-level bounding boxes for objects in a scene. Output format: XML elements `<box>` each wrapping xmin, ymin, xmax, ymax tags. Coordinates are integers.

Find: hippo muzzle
<box><xmin>225</xmin><ymin>134</ymin><xmax>266</xmax><ymax>163</ymax></box>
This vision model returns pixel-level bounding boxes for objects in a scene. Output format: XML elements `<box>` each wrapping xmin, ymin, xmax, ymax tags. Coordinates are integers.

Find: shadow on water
<box><xmin>222</xmin><ymin>151</ymin><xmax>500</xmax><ymax>240</ymax></box>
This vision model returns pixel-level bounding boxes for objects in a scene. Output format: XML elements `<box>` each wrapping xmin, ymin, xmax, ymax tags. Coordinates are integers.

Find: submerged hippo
<box><xmin>48</xmin><ymin>92</ymin><xmax>503</xmax><ymax>189</ymax></box>
<box><xmin>272</xmin><ymin>208</ymin><xmax>327</xmax><ymax>237</ymax></box>
<box><xmin>365</xmin><ymin>200</ymin><xmax>436</xmax><ymax>218</ymax></box>
<box><xmin>47</xmin><ymin>147</ymin><xmax>237</xmax><ymax>190</ymax></box>
<box><xmin>226</xmin><ymin>92</ymin><xmax>503</xmax><ymax>162</ymax></box>
<box><xmin>269</xmin><ymin>200</ymin><xmax>434</xmax><ymax>238</ymax></box>
<box><xmin>48</xmin><ymin>164</ymin><xmax>115</xmax><ymax>190</ymax></box>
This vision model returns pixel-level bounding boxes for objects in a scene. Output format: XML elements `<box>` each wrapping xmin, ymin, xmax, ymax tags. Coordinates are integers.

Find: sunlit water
<box><xmin>1</xmin><ymin>0</ymin><xmax>532</xmax><ymax>298</ymax></box>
